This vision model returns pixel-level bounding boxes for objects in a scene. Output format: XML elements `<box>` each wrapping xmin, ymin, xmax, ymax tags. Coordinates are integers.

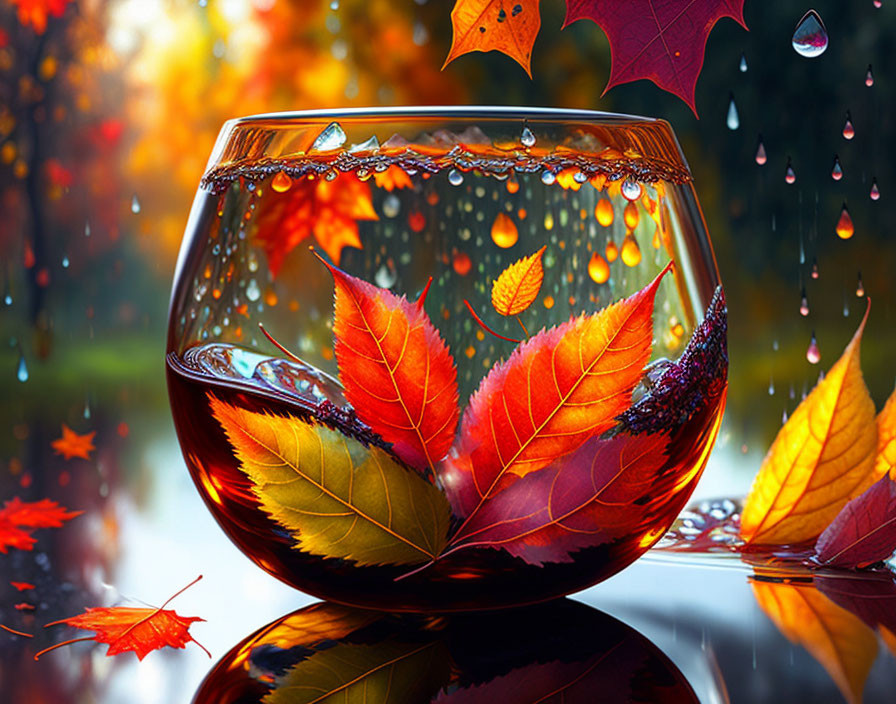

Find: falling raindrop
<box><xmin>792</xmin><ymin>10</ymin><xmax>828</xmax><ymax>58</ymax></box>
<box><xmin>491</xmin><ymin>213</ymin><xmax>518</xmax><ymax>248</ymax></box>
<box><xmin>773</xmin><ymin>339</ymin><xmax>779</xmax><ymax>352</ymax></box>
<box><xmin>835</xmin><ymin>203</ymin><xmax>854</xmax><ymax>239</ymax></box>
<box><xmin>595</xmin><ymin>197</ymin><xmax>614</xmax><ymax>227</ymax></box>
<box><xmin>726</xmin><ymin>95</ymin><xmax>740</xmax><ymax>130</ymax></box>
<box><xmin>17</xmin><ymin>353</ymin><xmax>28</xmax><ymax>382</ymax></box>
<box><xmin>311</xmin><ymin>122</ymin><xmax>346</xmax><ymax>151</ymax></box>
<box><xmin>130</xmin><ymin>195</ymin><xmax>141</xmax><ymax>214</ymax></box>
<box><xmin>799</xmin><ymin>287</ymin><xmax>809</xmax><ymax>316</ymax></box>
<box><xmin>412</xmin><ymin>20</ymin><xmax>428</xmax><ymax>45</ymax></box>
<box><xmin>782</xmin><ymin>409</ymin><xmax>789</xmax><ymax>424</ymax></box>
<box><xmin>811</xmin><ymin>257</ymin><xmax>819</xmax><ymax>279</ymax></box>
<box><xmin>870</xmin><ymin>177</ymin><xmax>880</xmax><ymax>201</ymax></box>
<box><xmin>843</xmin><ymin>297</ymin><xmax>850</xmax><ymax>316</ymax></box>
<box><xmin>620</xmin><ymin>233</ymin><xmax>642</xmax><ymax>267</ymax></box>
<box><xmin>374</xmin><ymin>263</ymin><xmax>397</xmax><ymax>289</ymax></box>
<box><xmin>739</xmin><ymin>53</ymin><xmax>748</xmax><ymax>72</ymax></box>
<box><xmin>621</xmin><ymin>178</ymin><xmax>642</xmax><ymax>201</ymax></box>
<box><xmin>784</xmin><ymin>158</ymin><xmax>796</xmax><ymax>184</ymax></box>
<box><xmin>768</xmin><ymin>377</ymin><xmax>775</xmax><ymax>395</ymax></box>
<box><xmin>605</xmin><ymin>239</ymin><xmax>619</xmax><ymax>262</ymax></box>
<box><xmin>246</xmin><ymin>279</ymin><xmax>261</xmax><ymax>302</ymax></box>
<box><xmin>865</xmin><ymin>64</ymin><xmax>874</xmax><ymax>87</ymax></box>
<box><xmin>520</xmin><ymin>125</ymin><xmax>536</xmax><ymax>147</ymax></box>
<box><xmin>587</xmin><ymin>252</ymin><xmax>610</xmax><ymax>284</ymax></box>
<box><xmin>806</xmin><ymin>333</ymin><xmax>821</xmax><ymax>364</ymax></box>
<box><xmin>84</xmin><ymin>221</ymin><xmax>91</xmax><ymax>237</ymax></box>
<box><xmin>3</xmin><ymin>294</ymin><xmax>10</xmax><ymax>306</ymax></box>
<box><xmin>856</xmin><ymin>271</ymin><xmax>865</xmax><ymax>297</ymax></box>
<box><xmin>831</xmin><ymin>155</ymin><xmax>843</xmax><ymax>181</ymax></box>
<box><xmin>623</xmin><ymin>201</ymin><xmax>640</xmax><ymax>229</ymax></box>
<box><xmin>842</xmin><ymin>112</ymin><xmax>855</xmax><ymax>140</ymax></box>
<box><xmin>83</xmin><ymin>395</ymin><xmax>91</xmax><ymax>419</ymax></box>
<box><xmin>271</xmin><ymin>171</ymin><xmax>292</xmax><ymax>192</ymax></box>
<box><xmin>754</xmin><ymin>136</ymin><xmax>767</xmax><ymax>165</ymax></box>
<box><xmin>448</xmin><ymin>169</ymin><xmax>464</xmax><ymax>186</ymax></box>
<box><xmin>874</xmin><ymin>0</ymin><xmax>882</xmax><ymax>8</ymax></box>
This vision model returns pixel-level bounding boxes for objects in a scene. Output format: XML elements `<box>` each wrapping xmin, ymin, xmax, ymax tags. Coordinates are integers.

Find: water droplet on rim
<box><xmin>271</xmin><ymin>171</ymin><xmax>292</xmax><ymax>193</ymax></box>
<box><xmin>541</xmin><ymin>170</ymin><xmax>556</xmax><ymax>185</ymax></box>
<box><xmin>448</xmin><ymin>169</ymin><xmax>464</xmax><ymax>186</ymax></box>
<box><xmin>726</xmin><ymin>95</ymin><xmax>740</xmax><ymax>130</ymax></box>
<box><xmin>349</xmin><ymin>135</ymin><xmax>379</xmax><ymax>153</ymax></box>
<box><xmin>520</xmin><ymin>125</ymin><xmax>536</xmax><ymax>147</ymax></box>
<box><xmin>311</xmin><ymin>122</ymin><xmax>347</xmax><ymax>151</ymax></box>
<box><xmin>792</xmin><ymin>10</ymin><xmax>828</xmax><ymax>58</ymax></box>
<box><xmin>621</xmin><ymin>178</ymin><xmax>642</xmax><ymax>200</ymax></box>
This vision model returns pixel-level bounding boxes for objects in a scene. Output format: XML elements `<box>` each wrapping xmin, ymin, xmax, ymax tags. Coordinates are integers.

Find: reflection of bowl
<box><xmin>167</xmin><ymin>108</ymin><xmax>727</xmax><ymax>610</ymax></box>
<box><xmin>192</xmin><ymin>599</ymin><xmax>698</xmax><ymax>703</ymax></box>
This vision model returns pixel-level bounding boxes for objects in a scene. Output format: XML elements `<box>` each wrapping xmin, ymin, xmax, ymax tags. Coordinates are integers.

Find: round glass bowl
<box><xmin>167</xmin><ymin>107</ymin><xmax>727</xmax><ymax>611</ymax></box>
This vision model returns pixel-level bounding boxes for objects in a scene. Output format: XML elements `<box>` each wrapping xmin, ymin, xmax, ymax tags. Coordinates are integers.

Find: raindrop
<box><xmin>865</xmin><ymin>64</ymin><xmax>874</xmax><ymax>87</ymax></box>
<box><xmin>595</xmin><ymin>197</ymin><xmax>614</xmax><ymax>227</ymax></box>
<box><xmin>739</xmin><ymin>53</ymin><xmax>748</xmax><ymax>72</ymax></box>
<box><xmin>831</xmin><ymin>155</ymin><xmax>843</xmax><ymax>181</ymax></box>
<box><xmin>311</xmin><ymin>121</ymin><xmax>346</xmax><ymax>151</ymax></box>
<box><xmin>520</xmin><ymin>125</ymin><xmax>536</xmax><ymax>147</ymax></box>
<box><xmin>271</xmin><ymin>171</ymin><xmax>292</xmax><ymax>192</ymax></box>
<box><xmin>784</xmin><ymin>158</ymin><xmax>796</xmax><ymax>184</ymax></box>
<box><xmin>754</xmin><ymin>136</ymin><xmax>767</xmax><ymax>165</ymax></box>
<box><xmin>246</xmin><ymin>279</ymin><xmax>261</xmax><ymax>302</ymax></box>
<box><xmin>62</xmin><ymin>255</ymin><xmax>69</xmax><ymax>268</ymax></box>
<box><xmin>329</xmin><ymin>0</ymin><xmax>339</xmax><ymax>9</ymax></box>
<box><xmin>588</xmin><ymin>252</ymin><xmax>610</xmax><ymax>284</ymax></box>
<box><xmin>130</xmin><ymin>195</ymin><xmax>140</xmax><ymax>214</ymax></box>
<box><xmin>382</xmin><ymin>194</ymin><xmax>401</xmax><ymax>218</ymax></box>
<box><xmin>843</xmin><ymin>293</ymin><xmax>850</xmax><ymax>317</ymax></box>
<box><xmin>726</xmin><ymin>95</ymin><xmax>740</xmax><ymax>130</ymax></box>
<box><xmin>773</xmin><ymin>339</ymin><xmax>779</xmax><ymax>352</ymax></box>
<box><xmin>83</xmin><ymin>395</ymin><xmax>91</xmax><ymax>419</ymax></box>
<box><xmin>620</xmin><ymin>233</ymin><xmax>642</xmax><ymax>267</ymax></box>
<box><xmin>782</xmin><ymin>409</ymin><xmax>789</xmax><ymax>423</ymax></box>
<box><xmin>811</xmin><ymin>257</ymin><xmax>819</xmax><ymax>279</ymax></box>
<box><xmin>856</xmin><ymin>271</ymin><xmax>865</xmax><ymax>297</ymax></box>
<box><xmin>448</xmin><ymin>169</ymin><xmax>464</xmax><ymax>186</ymax></box>
<box><xmin>835</xmin><ymin>203</ymin><xmax>854</xmax><ymax>239</ymax></box>
<box><xmin>874</xmin><ymin>0</ymin><xmax>882</xmax><ymax>8</ymax></box>
<box><xmin>799</xmin><ymin>287</ymin><xmax>809</xmax><ymax>316</ymax></box>
<box><xmin>623</xmin><ymin>201</ymin><xmax>640</xmax><ymax>229</ymax></box>
<box><xmin>870</xmin><ymin>177</ymin><xmax>880</xmax><ymax>201</ymax></box>
<box><xmin>374</xmin><ymin>263</ymin><xmax>397</xmax><ymax>289</ymax></box>
<box><xmin>621</xmin><ymin>178</ymin><xmax>642</xmax><ymax>201</ymax></box>
<box><xmin>84</xmin><ymin>221</ymin><xmax>91</xmax><ymax>237</ymax></box>
<box><xmin>806</xmin><ymin>333</ymin><xmax>821</xmax><ymax>364</ymax></box>
<box><xmin>768</xmin><ymin>377</ymin><xmax>775</xmax><ymax>395</ymax></box>
<box><xmin>491</xmin><ymin>213</ymin><xmax>518</xmax><ymax>248</ymax></box>
<box><xmin>792</xmin><ymin>10</ymin><xmax>828</xmax><ymax>58</ymax></box>
<box><xmin>540</xmin><ymin>170</ymin><xmax>556</xmax><ymax>185</ymax></box>
<box><xmin>605</xmin><ymin>239</ymin><xmax>619</xmax><ymax>262</ymax></box>
<box><xmin>17</xmin><ymin>353</ymin><xmax>28</xmax><ymax>382</ymax></box>
<box><xmin>842</xmin><ymin>112</ymin><xmax>855</xmax><ymax>140</ymax></box>
<box><xmin>3</xmin><ymin>294</ymin><xmax>10</xmax><ymax>306</ymax></box>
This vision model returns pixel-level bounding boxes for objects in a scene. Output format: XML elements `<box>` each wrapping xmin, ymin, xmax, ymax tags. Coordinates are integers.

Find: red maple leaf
<box><xmin>9</xmin><ymin>0</ymin><xmax>73</xmax><ymax>34</ymax></box>
<box><xmin>255</xmin><ymin>173</ymin><xmax>378</xmax><ymax>277</ymax></box>
<box><xmin>563</xmin><ymin>0</ymin><xmax>748</xmax><ymax>115</ymax></box>
<box><xmin>11</xmin><ymin>582</ymin><xmax>35</xmax><ymax>592</ymax></box>
<box><xmin>36</xmin><ymin>576</ymin><xmax>209</xmax><ymax>661</ymax></box>
<box><xmin>51</xmin><ymin>424</ymin><xmax>96</xmax><ymax>460</ymax></box>
<box><xmin>0</xmin><ymin>498</ymin><xmax>82</xmax><ymax>553</ymax></box>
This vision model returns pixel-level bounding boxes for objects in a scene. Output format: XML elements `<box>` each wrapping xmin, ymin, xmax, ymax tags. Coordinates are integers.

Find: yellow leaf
<box><xmin>491</xmin><ymin>245</ymin><xmax>546</xmax><ymax>317</ymax></box>
<box><xmin>751</xmin><ymin>577</ymin><xmax>877</xmax><ymax>704</ymax></box>
<box><xmin>209</xmin><ymin>395</ymin><xmax>451</xmax><ymax>567</ymax></box>
<box><xmin>874</xmin><ymin>387</ymin><xmax>896</xmax><ymax>481</ymax></box>
<box><xmin>740</xmin><ymin>305</ymin><xmax>877</xmax><ymax>545</ymax></box>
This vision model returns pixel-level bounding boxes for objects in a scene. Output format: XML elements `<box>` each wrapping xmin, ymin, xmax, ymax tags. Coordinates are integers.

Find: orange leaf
<box><xmin>740</xmin><ymin>304</ymin><xmax>877</xmax><ymax>546</ymax></box>
<box><xmin>0</xmin><ymin>497</ymin><xmax>82</xmax><ymax>554</ymax></box>
<box><xmin>373</xmin><ymin>165</ymin><xmax>413</xmax><ymax>192</ymax></box>
<box><xmin>491</xmin><ymin>246</ymin><xmax>546</xmax><ymax>317</ymax></box>
<box><xmin>51</xmin><ymin>424</ymin><xmax>95</xmax><ymax>460</ymax></box>
<box><xmin>442</xmin><ymin>264</ymin><xmax>669</xmax><ymax>517</ymax></box>
<box><xmin>321</xmin><ymin>257</ymin><xmax>459</xmax><ymax>474</ymax></box>
<box><xmin>255</xmin><ymin>174</ymin><xmax>377</xmax><ymax>277</ymax></box>
<box><xmin>10</xmin><ymin>0</ymin><xmax>73</xmax><ymax>34</ymax></box>
<box><xmin>874</xmin><ymin>387</ymin><xmax>896</xmax><ymax>480</ymax></box>
<box><xmin>751</xmin><ymin>577</ymin><xmax>877</xmax><ymax>704</ymax></box>
<box><xmin>37</xmin><ymin>576</ymin><xmax>208</xmax><ymax>661</ymax></box>
<box><xmin>443</xmin><ymin>0</ymin><xmax>542</xmax><ymax>78</ymax></box>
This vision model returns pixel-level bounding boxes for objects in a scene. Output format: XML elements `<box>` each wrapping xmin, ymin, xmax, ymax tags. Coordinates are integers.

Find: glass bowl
<box><xmin>166</xmin><ymin>107</ymin><xmax>727</xmax><ymax>611</ymax></box>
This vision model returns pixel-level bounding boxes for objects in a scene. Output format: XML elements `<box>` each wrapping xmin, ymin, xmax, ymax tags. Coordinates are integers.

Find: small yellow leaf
<box><xmin>740</xmin><ymin>305</ymin><xmax>877</xmax><ymax>545</ymax></box>
<box><xmin>751</xmin><ymin>577</ymin><xmax>877</xmax><ymax>704</ymax></box>
<box><xmin>491</xmin><ymin>245</ymin><xmax>546</xmax><ymax>317</ymax></box>
<box><xmin>874</xmin><ymin>387</ymin><xmax>896</xmax><ymax>481</ymax></box>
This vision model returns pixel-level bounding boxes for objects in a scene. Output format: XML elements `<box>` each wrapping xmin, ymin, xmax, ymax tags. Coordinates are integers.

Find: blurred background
<box><xmin>1</xmin><ymin>1</ymin><xmax>894</xmax><ymax>702</ymax></box>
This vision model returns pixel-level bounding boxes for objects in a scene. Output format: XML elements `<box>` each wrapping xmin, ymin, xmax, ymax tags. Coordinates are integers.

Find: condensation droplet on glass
<box><xmin>271</xmin><ymin>171</ymin><xmax>292</xmax><ymax>193</ymax></box>
<box><xmin>620</xmin><ymin>233</ymin><xmax>641</xmax><ymax>267</ymax></box>
<box><xmin>587</xmin><ymin>252</ymin><xmax>610</xmax><ymax>284</ymax></box>
<box><xmin>448</xmin><ymin>169</ymin><xmax>464</xmax><ymax>186</ymax></box>
<box><xmin>521</xmin><ymin>125</ymin><xmax>536</xmax><ymax>147</ymax></box>
<box><xmin>349</xmin><ymin>136</ymin><xmax>379</xmax><ymax>155</ymax></box>
<box><xmin>792</xmin><ymin>10</ymin><xmax>828</xmax><ymax>58</ymax></box>
<box><xmin>130</xmin><ymin>195</ymin><xmax>140</xmax><ymax>214</ymax></box>
<box><xmin>831</xmin><ymin>155</ymin><xmax>843</xmax><ymax>181</ymax></box>
<box><xmin>739</xmin><ymin>53</ymin><xmax>748</xmax><ymax>72</ymax></box>
<box><xmin>811</xmin><ymin>257</ymin><xmax>819</xmax><ymax>279</ymax></box>
<box><xmin>754</xmin><ymin>137</ymin><xmax>767</xmax><ymax>165</ymax></box>
<box><xmin>785</xmin><ymin>158</ymin><xmax>796</xmax><ymax>184</ymax></box>
<box><xmin>621</xmin><ymin>178</ymin><xmax>642</xmax><ymax>201</ymax></box>
<box><xmin>382</xmin><ymin>194</ymin><xmax>401</xmax><ymax>218</ymax></box>
<box><xmin>870</xmin><ymin>177</ymin><xmax>880</xmax><ymax>200</ymax></box>
<box><xmin>806</xmin><ymin>333</ymin><xmax>821</xmax><ymax>364</ymax></box>
<box><xmin>856</xmin><ymin>271</ymin><xmax>865</xmax><ymax>297</ymax></box>
<box><xmin>835</xmin><ymin>203</ymin><xmax>854</xmax><ymax>239</ymax></box>
<box><xmin>246</xmin><ymin>279</ymin><xmax>261</xmax><ymax>302</ymax></box>
<box><xmin>541</xmin><ymin>170</ymin><xmax>556</xmax><ymax>185</ymax></box>
<box><xmin>374</xmin><ymin>263</ymin><xmax>397</xmax><ymax>289</ymax></box>
<box><xmin>865</xmin><ymin>64</ymin><xmax>874</xmax><ymax>87</ymax></box>
<box><xmin>17</xmin><ymin>354</ymin><xmax>28</xmax><ymax>382</ymax></box>
<box><xmin>726</xmin><ymin>95</ymin><xmax>740</xmax><ymax>130</ymax></box>
<box><xmin>595</xmin><ymin>197</ymin><xmax>614</xmax><ymax>227</ymax></box>
<box><xmin>799</xmin><ymin>287</ymin><xmax>809</xmax><ymax>316</ymax></box>
<box><xmin>311</xmin><ymin>122</ymin><xmax>346</xmax><ymax>151</ymax></box>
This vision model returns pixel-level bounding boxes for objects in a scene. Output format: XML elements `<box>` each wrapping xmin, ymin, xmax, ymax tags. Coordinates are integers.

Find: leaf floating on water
<box><xmin>51</xmin><ymin>424</ymin><xmax>96</xmax><ymax>460</ymax></box>
<box><xmin>491</xmin><ymin>245</ymin><xmax>546</xmax><ymax>316</ymax></box>
<box><xmin>740</xmin><ymin>303</ymin><xmax>877</xmax><ymax>546</ymax></box>
<box><xmin>210</xmin><ymin>395</ymin><xmax>451</xmax><ymax>567</ymax></box>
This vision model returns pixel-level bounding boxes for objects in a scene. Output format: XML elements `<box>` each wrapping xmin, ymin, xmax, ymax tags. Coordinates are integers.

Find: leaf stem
<box><xmin>258</xmin><ymin>323</ymin><xmax>304</xmax><ymax>364</ymax></box>
<box><xmin>1</xmin><ymin>624</ymin><xmax>33</xmax><ymax>638</ymax></box>
<box><xmin>463</xmin><ymin>300</ymin><xmax>522</xmax><ymax>344</ymax></box>
<box><xmin>515</xmin><ymin>316</ymin><xmax>530</xmax><ymax>339</ymax></box>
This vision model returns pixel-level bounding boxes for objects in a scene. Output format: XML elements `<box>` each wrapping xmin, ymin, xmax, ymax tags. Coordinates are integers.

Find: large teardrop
<box><xmin>792</xmin><ymin>10</ymin><xmax>828</xmax><ymax>58</ymax></box>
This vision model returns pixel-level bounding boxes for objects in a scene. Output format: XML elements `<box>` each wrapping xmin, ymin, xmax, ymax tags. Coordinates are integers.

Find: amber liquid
<box><xmin>167</xmin><ymin>343</ymin><xmax>726</xmax><ymax>612</ymax></box>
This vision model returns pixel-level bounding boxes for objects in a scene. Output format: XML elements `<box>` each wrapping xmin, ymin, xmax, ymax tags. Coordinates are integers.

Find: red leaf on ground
<box><xmin>563</xmin><ymin>0</ymin><xmax>748</xmax><ymax>115</ymax></box>
<box><xmin>37</xmin><ymin>576</ymin><xmax>209</xmax><ymax>661</ymax></box>
<box><xmin>321</xmin><ymin>257</ymin><xmax>459</xmax><ymax>474</ymax></box>
<box><xmin>815</xmin><ymin>474</ymin><xmax>896</xmax><ymax>568</ymax></box>
<box><xmin>51</xmin><ymin>424</ymin><xmax>96</xmax><ymax>460</ymax></box>
<box><xmin>0</xmin><ymin>498</ymin><xmax>82</xmax><ymax>554</ymax></box>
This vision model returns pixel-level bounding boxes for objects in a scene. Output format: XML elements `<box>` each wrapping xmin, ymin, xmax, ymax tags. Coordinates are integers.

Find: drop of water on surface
<box><xmin>623</xmin><ymin>201</ymin><xmax>639</xmax><ymax>229</ymax></box>
<box><xmin>84</xmin><ymin>221</ymin><xmax>91</xmax><ymax>237</ymax></box>
<box><xmin>588</xmin><ymin>252</ymin><xmax>610</xmax><ymax>284</ymax></box>
<box><xmin>870</xmin><ymin>177</ymin><xmax>880</xmax><ymax>200</ymax></box>
<box><xmin>792</xmin><ymin>10</ymin><xmax>828</xmax><ymax>58</ymax></box>
<box><xmin>835</xmin><ymin>203</ymin><xmax>854</xmax><ymax>239</ymax></box>
<box><xmin>842</xmin><ymin>112</ymin><xmax>855</xmax><ymax>140</ymax></box>
<box><xmin>130</xmin><ymin>195</ymin><xmax>140</xmax><ymax>214</ymax></box>
<box><xmin>520</xmin><ymin>125</ymin><xmax>536</xmax><ymax>147</ymax></box>
<box><xmin>17</xmin><ymin>354</ymin><xmax>28</xmax><ymax>382</ymax></box>
<box><xmin>491</xmin><ymin>212</ymin><xmax>518</xmax><ymax>248</ymax></box>
<box><xmin>865</xmin><ymin>64</ymin><xmax>874</xmax><ymax>87</ymax></box>
<box><xmin>605</xmin><ymin>239</ymin><xmax>619</xmax><ymax>262</ymax></box>
<box><xmin>246</xmin><ymin>279</ymin><xmax>261</xmax><ymax>302</ymax></box>
<box><xmin>620</xmin><ymin>233</ymin><xmax>641</xmax><ymax>267</ymax></box>
<box><xmin>831</xmin><ymin>155</ymin><xmax>843</xmax><ymax>181</ymax></box>
<box><xmin>754</xmin><ymin>137</ymin><xmax>767</xmax><ymax>165</ymax></box>
<box><xmin>349</xmin><ymin>135</ymin><xmax>379</xmax><ymax>153</ymax></box>
<box><xmin>311</xmin><ymin>121</ymin><xmax>346</xmax><ymax>151</ymax></box>
<box><xmin>271</xmin><ymin>171</ymin><xmax>292</xmax><ymax>192</ymax></box>
<box><xmin>726</xmin><ymin>95</ymin><xmax>740</xmax><ymax>130</ymax></box>
<box><xmin>448</xmin><ymin>169</ymin><xmax>464</xmax><ymax>186</ymax></box>
<box><xmin>382</xmin><ymin>194</ymin><xmax>401</xmax><ymax>218</ymax></box>
<box><xmin>739</xmin><ymin>53</ymin><xmax>748</xmax><ymax>72</ymax></box>
<box><xmin>811</xmin><ymin>257</ymin><xmax>819</xmax><ymax>279</ymax></box>
<box><xmin>785</xmin><ymin>158</ymin><xmax>796</xmax><ymax>184</ymax></box>
<box><xmin>374</xmin><ymin>263</ymin><xmax>397</xmax><ymax>289</ymax></box>
<box><xmin>540</xmin><ymin>170</ymin><xmax>556</xmax><ymax>185</ymax></box>
<box><xmin>856</xmin><ymin>271</ymin><xmax>865</xmax><ymax>297</ymax></box>
<box><xmin>621</xmin><ymin>178</ymin><xmax>642</xmax><ymax>200</ymax></box>
<box><xmin>806</xmin><ymin>333</ymin><xmax>821</xmax><ymax>364</ymax></box>
<box><xmin>799</xmin><ymin>287</ymin><xmax>810</xmax><ymax>316</ymax></box>
<box><xmin>595</xmin><ymin>197</ymin><xmax>614</xmax><ymax>226</ymax></box>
